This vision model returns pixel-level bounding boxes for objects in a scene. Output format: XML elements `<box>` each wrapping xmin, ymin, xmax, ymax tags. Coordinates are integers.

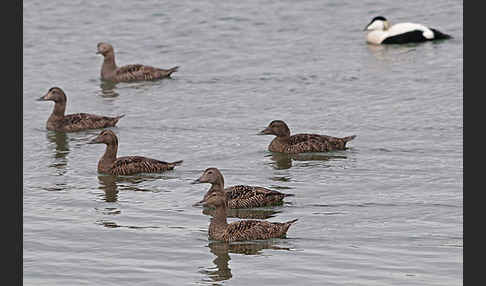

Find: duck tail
<box><xmin>170</xmin><ymin>160</ymin><xmax>183</xmax><ymax>166</ymax></box>
<box><xmin>111</xmin><ymin>114</ymin><xmax>125</xmax><ymax>125</ymax></box>
<box><xmin>166</xmin><ymin>66</ymin><xmax>179</xmax><ymax>76</ymax></box>
<box><xmin>342</xmin><ymin>135</ymin><xmax>356</xmax><ymax>142</ymax></box>
<box><xmin>286</xmin><ymin>218</ymin><xmax>298</xmax><ymax>224</ymax></box>
<box><xmin>283</xmin><ymin>193</ymin><xmax>295</xmax><ymax>197</ymax></box>
<box><xmin>431</xmin><ymin>28</ymin><xmax>452</xmax><ymax>40</ymax></box>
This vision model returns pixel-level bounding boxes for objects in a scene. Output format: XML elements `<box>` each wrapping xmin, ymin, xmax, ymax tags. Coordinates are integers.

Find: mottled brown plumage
<box><xmin>37</xmin><ymin>87</ymin><xmax>124</xmax><ymax>132</ymax></box>
<box><xmin>192</xmin><ymin>168</ymin><xmax>298</xmax><ymax>242</ymax></box>
<box><xmin>203</xmin><ymin>207</ymin><xmax>279</xmax><ymax>220</ymax></box>
<box><xmin>196</xmin><ymin>185</ymin><xmax>294</xmax><ymax>209</ymax></box>
<box><xmin>88</xmin><ymin>129</ymin><xmax>183</xmax><ymax>176</ymax></box>
<box><xmin>259</xmin><ymin>120</ymin><xmax>356</xmax><ymax>154</ymax></box>
<box><xmin>97</xmin><ymin>42</ymin><xmax>178</xmax><ymax>83</ymax></box>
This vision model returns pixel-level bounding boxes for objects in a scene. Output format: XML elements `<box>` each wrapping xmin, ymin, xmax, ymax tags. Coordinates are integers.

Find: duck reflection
<box><xmin>99</xmin><ymin>81</ymin><xmax>119</xmax><ymax>97</ymax></box>
<box><xmin>267</xmin><ymin>152</ymin><xmax>348</xmax><ymax>170</ymax></box>
<box><xmin>97</xmin><ymin>174</ymin><xmax>163</xmax><ymax>202</ymax></box>
<box><xmin>201</xmin><ymin>240</ymin><xmax>291</xmax><ymax>284</ymax></box>
<box><xmin>366</xmin><ymin>43</ymin><xmax>419</xmax><ymax>62</ymax></box>
<box><xmin>203</xmin><ymin>207</ymin><xmax>281</xmax><ymax>220</ymax></box>
<box><xmin>96</xmin><ymin>219</ymin><xmax>159</xmax><ymax>230</ymax></box>
<box><xmin>46</xmin><ymin>131</ymin><xmax>69</xmax><ymax>173</ymax></box>
<box><xmin>97</xmin><ymin>175</ymin><xmax>119</xmax><ymax>202</ymax></box>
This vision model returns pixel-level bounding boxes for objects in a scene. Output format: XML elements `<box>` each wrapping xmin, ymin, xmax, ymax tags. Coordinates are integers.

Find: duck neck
<box><xmin>48</xmin><ymin>101</ymin><xmax>66</xmax><ymax>120</ymax></box>
<box><xmin>210</xmin><ymin>203</ymin><xmax>228</xmax><ymax>227</ymax></box>
<box><xmin>275</xmin><ymin>134</ymin><xmax>291</xmax><ymax>143</ymax></box>
<box><xmin>209</xmin><ymin>182</ymin><xmax>228</xmax><ymax>227</ymax></box>
<box><xmin>101</xmin><ymin>54</ymin><xmax>117</xmax><ymax>78</ymax></box>
<box><xmin>99</xmin><ymin>143</ymin><xmax>118</xmax><ymax>169</ymax></box>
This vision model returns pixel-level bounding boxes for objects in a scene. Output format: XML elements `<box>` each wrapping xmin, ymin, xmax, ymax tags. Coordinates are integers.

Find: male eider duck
<box><xmin>192</xmin><ymin>168</ymin><xmax>294</xmax><ymax>208</ymax></box>
<box><xmin>258</xmin><ymin>120</ymin><xmax>356</xmax><ymax>154</ymax></box>
<box><xmin>364</xmin><ymin>16</ymin><xmax>451</xmax><ymax>45</ymax></box>
<box><xmin>37</xmin><ymin>87</ymin><xmax>124</xmax><ymax>132</ymax></box>
<box><xmin>96</xmin><ymin>42</ymin><xmax>179</xmax><ymax>83</ymax></box>
<box><xmin>88</xmin><ymin>129</ymin><xmax>183</xmax><ymax>176</ymax></box>
<box><xmin>193</xmin><ymin>168</ymin><xmax>298</xmax><ymax>242</ymax></box>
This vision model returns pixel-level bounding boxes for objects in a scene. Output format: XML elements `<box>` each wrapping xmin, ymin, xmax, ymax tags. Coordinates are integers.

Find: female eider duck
<box><xmin>88</xmin><ymin>129</ymin><xmax>183</xmax><ymax>176</ymax></box>
<box><xmin>193</xmin><ymin>168</ymin><xmax>294</xmax><ymax>208</ymax></box>
<box><xmin>37</xmin><ymin>87</ymin><xmax>124</xmax><ymax>132</ymax></box>
<box><xmin>193</xmin><ymin>168</ymin><xmax>298</xmax><ymax>242</ymax></box>
<box><xmin>258</xmin><ymin>120</ymin><xmax>356</xmax><ymax>154</ymax></box>
<box><xmin>364</xmin><ymin>16</ymin><xmax>451</xmax><ymax>45</ymax></box>
<box><xmin>96</xmin><ymin>42</ymin><xmax>179</xmax><ymax>83</ymax></box>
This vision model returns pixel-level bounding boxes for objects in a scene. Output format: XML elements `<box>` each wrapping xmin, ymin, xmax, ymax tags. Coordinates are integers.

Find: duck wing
<box><xmin>61</xmin><ymin>113</ymin><xmax>123</xmax><ymax>132</ymax></box>
<box><xmin>224</xmin><ymin>219</ymin><xmax>296</xmax><ymax>241</ymax></box>
<box><xmin>111</xmin><ymin>156</ymin><xmax>181</xmax><ymax>175</ymax></box>
<box><xmin>225</xmin><ymin>185</ymin><xmax>293</xmax><ymax>208</ymax></box>
<box><xmin>288</xmin><ymin>133</ymin><xmax>356</xmax><ymax>153</ymax></box>
<box><xmin>114</xmin><ymin>64</ymin><xmax>178</xmax><ymax>82</ymax></box>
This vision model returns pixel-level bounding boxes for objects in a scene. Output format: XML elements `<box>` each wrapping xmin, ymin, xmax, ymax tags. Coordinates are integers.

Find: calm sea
<box><xmin>24</xmin><ymin>0</ymin><xmax>462</xmax><ymax>285</ymax></box>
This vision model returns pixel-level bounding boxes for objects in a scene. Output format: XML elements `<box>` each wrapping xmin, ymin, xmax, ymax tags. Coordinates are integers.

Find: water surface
<box><xmin>24</xmin><ymin>0</ymin><xmax>463</xmax><ymax>285</ymax></box>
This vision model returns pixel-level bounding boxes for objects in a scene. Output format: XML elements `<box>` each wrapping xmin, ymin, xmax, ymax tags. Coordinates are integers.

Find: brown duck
<box><xmin>37</xmin><ymin>87</ymin><xmax>124</xmax><ymax>132</ymax></box>
<box><xmin>192</xmin><ymin>168</ymin><xmax>298</xmax><ymax>242</ymax></box>
<box><xmin>258</xmin><ymin>120</ymin><xmax>356</xmax><ymax>154</ymax></box>
<box><xmin>88</xmin><ymin>129</ymin><xmax>183</xmax><ymax>176</ymax></box>
<box><xmin>97</xmin><ymin>42</ymin><xmax>179</xmax><ymax>83</ymax></box>
<box><xmin>195</xmin><ymin>181</ymin><xmax>294</xmax><ymax>209</ymax></box>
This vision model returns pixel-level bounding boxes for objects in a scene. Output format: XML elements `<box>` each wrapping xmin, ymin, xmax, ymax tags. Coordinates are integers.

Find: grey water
<box><xmin>23</xmin><ymin>0</ymin><xmax>463</xmax><ymax>285</ymax></box>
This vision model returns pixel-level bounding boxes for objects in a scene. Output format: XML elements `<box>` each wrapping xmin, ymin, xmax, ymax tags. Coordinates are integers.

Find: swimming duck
<box><xmin>195</xmin><ymin>183</ymin><xmax>294</xmax><ymax>209</ymax></box>
<box><xmin>88</xmin><ymin>129</ymin><xmax>183</xmax><ymax>175</ymax></box>
<box><xmin>192</xmin><ymin>168</ymin><xmax>298</xmax><ymax>242</ymax></box>
<box><xmin>96</xmin><ymin>42</ymin><xmax>179</xmax><ymax>83</ymax></box>
<box><xmin>364</xmin><ymin>16</ymin><xmax>451</xmax><ymax>45</ymax></box>
<box><xmin>37</xmin><ymin>87</ymin><xmax>124</xmax><ymax>132</ymax></box>
<box><xmin>258</xmin><ymin>120</ymin><xmax>356</xmax><ymax>154</ymax></box>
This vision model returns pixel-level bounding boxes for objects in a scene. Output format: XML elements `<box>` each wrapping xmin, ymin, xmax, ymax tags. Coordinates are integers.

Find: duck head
<box><xmin>88</xmin><ymin>129</ymin><xmax>118</xmax><ymax>145</ymax></box>
<box><xmin>192</xmin><ymin>168</ymin><xmax>225</xmax><ymax>206</ymax></box>
<box><xmin>201</xmin><ymin>189</ymin><xmax>227</xmax><ymax>208</ymax></box>
<box><xmin>258</xmin><ymin>120</ymin><xmax>291</xmax><ymax>137</ymax></box>
<box><xmin>37</xmin><ymin>87</ymin><xmax>67</xmax><ymax>103</ymax></box>
<box><xmin>192</xmin><ymin>167</ymin><xmax>225</xmax><ymax>186</ymax></box>
<box><xmin>96</xmin><ymin>42</ymin><xmax>115</xmax><ymax>57</ymax></box>
<box><xmin>364</xmin><ymin>16</ymin><xmax>390</xmax><ymax>31</ymax></box>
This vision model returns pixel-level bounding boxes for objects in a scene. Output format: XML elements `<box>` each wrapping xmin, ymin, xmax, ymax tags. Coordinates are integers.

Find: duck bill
<box><xmin>36</xmin><ymin>94</ymin><xmax>48</xmax><ymax>101</ymax></box>
<box><xmin>88</xmin><ymin>136</ymin><xmax>103</xmax><ymax>144</ymax></box>
<box><xmin>258</xmin><ymin>127</ymin><xmax>272</xmax><ymax>135</ymax></box>
<box><xmin>192</xmin><ymin>199</ymin><xmax>205</xmax><ymax>207</ymax></box>
<box><xmin>191</xmin><ymin>178</ymin><xmax>202</xmax><ymax>184</ymax></box>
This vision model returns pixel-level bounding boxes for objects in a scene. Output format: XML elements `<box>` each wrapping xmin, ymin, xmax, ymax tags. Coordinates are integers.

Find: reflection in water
<box><xmin>96</xmin><ymin>174</ymin><xmax>163</xmax><ymax>202</ymax></box>
<box><xmin>267</xmin><ymin>152</ymin><xmax>348</xmax><ymax>170</ymax></box>
<box><xmin>366</xmin><ymin>43</ymin><xmax>419</xmax><ymax>62</ymax></box>
<box><xmin>46</xmin><ymin>131</ymin><xmax>69</xmax><ymax>174</ymax></box>
<box><xmin>269</xmin><ymin>153</ymin><xmax>292</xmax><ymax>169</ymax></box>
<box><xmin>201</xmin><ymin>240</ymin><xmax>292</xmax><ymax>284</ymax></box>
<box><xmin>203</xmin><ymin>207</ymin><xmax>281</xmax><ymax>220</ymax></box>
<box><xmin>97</xmin><ymin>175</ymin><xmax>119</xmax><ymax>202</ymax></box>
<box><xmin>43</xmin><ymin>183</ymin><xmax>68</xmax><ymax>192</ymax></box>
<box><xmin>99</xmin><ymin>81</ymin><xmax>119</xmax><ymax>97</ymax></box>
<box><xmin>96</xmin><ymin>220</ymin><xmax>160</xmax><ymax>229</ymax></box>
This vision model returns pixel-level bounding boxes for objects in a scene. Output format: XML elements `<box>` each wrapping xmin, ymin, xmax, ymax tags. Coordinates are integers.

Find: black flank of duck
<box><xmin>88</xmin><ymin>129</ymin><xmax>183</xmax><ymax>176</ymax></box>
<box><xmin>192</xmin><ymin>168</ymin><xmax>298</xmax><ymax>242</ymax></box>
<box><xmin>37</xmin><ymin>87</ymin><xmax>124</xmax><ymax>132</ymax></box>
<box><xmin>97</xmin><ymin>42</ymin><xmax>179</xmax><ymax>83</ymax></box>
<box><xmin>258</xmin><ymin>120</ymin><xmax>356</xmax><ymax>154</ymax></box>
